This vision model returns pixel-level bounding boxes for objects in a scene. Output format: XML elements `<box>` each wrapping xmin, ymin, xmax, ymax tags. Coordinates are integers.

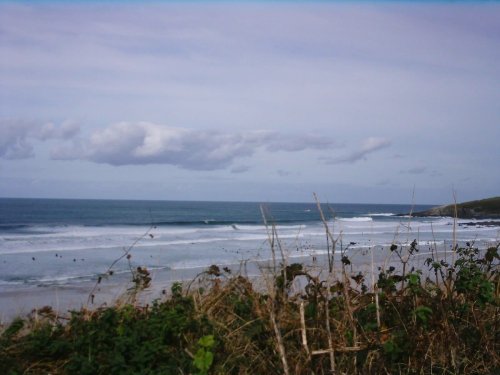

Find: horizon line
<box><xmin>1</xmin><ymin>0</ymin><xmax>499</xmax><ymax>4</ymax></box>
<box><xmin>0</xmin><ymin>195</ymin><xmax>447</xmax><ymax>206</ymax></box>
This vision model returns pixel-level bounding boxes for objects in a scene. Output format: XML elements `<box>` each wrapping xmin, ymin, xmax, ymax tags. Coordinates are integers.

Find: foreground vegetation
<box><xmin>0</xmin><ymin>240</ymin><xmax>498</xmax><ymax>374</ymax></box>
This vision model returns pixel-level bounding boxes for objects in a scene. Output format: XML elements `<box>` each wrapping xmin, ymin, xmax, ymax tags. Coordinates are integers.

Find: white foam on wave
<box><xmin>415</xmin><ymin>240</ymin><xmax>445</xmax><ymax>247</ymax></box>
<box><xmin>3</xmin><ymin>226</ymin><xmax>147</xmax><ymax>240</ymax></box>
<box><xmin>228</xmin><ymin>224</ymin><xmax>304</xmax><ymax>231</ymax></box>
<box><xmin>337</xmin><ymin>217</ymin><xmax>373</xmax><ymax>222</ymax></box>
<box><xmin>366</xmin><ymin>213</ymin><xmax>395</xmax><ymax>217</ymax></box>
<box><xmin>0</xmin><ymin>230</ymin><xmax>307</xmax><ymax>255</ymax></box>
<box><xmin>229</xmin><ymin>224</ymin><xmax>264</xmax><ymax>231</ymax></box>
<box><xmin>37</xmin><ymin>273</ymin><xmax>97</xmax><ymax>285</ymax></box>
<box><xmin>276</xmin><ymin>224</ymin><xmax>306</xmax><ymax>230</ymax></box>
<box><xmin>5</xmin><ymin>224</ymin><xmax>209</xmax><ymax>240</ymax></box>
<box><xmin>0</xmin><ymin>277</ymin><xmax>30</xmax><ymax>286</ymax></box>
<box><xmin>0</xmin><ymin>236</ymin><xmax>236</xmax><ymax>255</ymax></box>
<box><xmin>142</xmin><ymin>237</ymin><xmax>231</xmax><ymax>247</ymax></box>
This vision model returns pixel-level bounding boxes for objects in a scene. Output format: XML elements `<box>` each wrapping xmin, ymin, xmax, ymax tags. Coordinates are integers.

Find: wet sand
<box><xmin>0</xmin><ymin>246</ymin><xmax>456</xmax><ymax>323</ymax></box>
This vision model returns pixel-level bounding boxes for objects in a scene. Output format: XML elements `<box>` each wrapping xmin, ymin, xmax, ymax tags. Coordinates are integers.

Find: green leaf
<box><xmin>2</xmin><ymin>318</ymin><xmax>24</xmax><ymax>339</ymax></box>
<box><xmin>194</xmin><ymin>348</ymin><xmax>214</xmax><ymax>373</ymax></box>
<box><xmin>198</xmin><ymin>334</ymin><xmax>215</xmax><ymax>348</ymax></box>
<box><xmin>414</xmin><ymin>305</ymin><xmax>433</xmax><ymax>327</ymax></box>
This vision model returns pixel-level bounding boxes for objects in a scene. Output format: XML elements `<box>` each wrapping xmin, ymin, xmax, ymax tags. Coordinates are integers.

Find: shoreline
<box><xmin>0</xmin><ymin>245</ymin><xmax>464</xmax><ymax>323</ymax></box>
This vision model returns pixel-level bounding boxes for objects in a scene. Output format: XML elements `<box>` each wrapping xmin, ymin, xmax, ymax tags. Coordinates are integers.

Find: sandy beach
<box><xmin>0</xmin><ymin>245</ymin><xmax>458</xmax><ymax>322</ymax></box>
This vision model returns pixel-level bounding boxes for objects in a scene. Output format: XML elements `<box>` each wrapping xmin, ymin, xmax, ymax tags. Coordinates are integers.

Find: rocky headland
<box><xmin>407</xmin><ymin>196</ymin><xmax>500</xmax><ymax>220</ymax></box>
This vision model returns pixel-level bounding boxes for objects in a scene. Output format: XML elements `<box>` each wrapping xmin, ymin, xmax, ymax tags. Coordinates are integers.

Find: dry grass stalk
<box><xmin>370</xmin><ymin>245</ymin><xmax>381</xmax><ymax>329</ymax></box>
<box><xmin>314</xmin><ymin>194</ymin><xmax>359</xmax><ymax>354</ymax></box>
<box><xmin>324</xmin><ymin>278</ymin><xmax>336</xmax><ymax>374</ymax></box>
<box><xmin>311</xmin><ymin>346</ymin><xmax>366</xmax><ymax>355</ymax></box>
<box><xmin>87</xmin><ymin>224</ymin><xmax>155</xmax><ymax>306</ymax></box>
<box><xmin>260</xmin><ymin>204</ymin><xmax>277</xmax><ymax>274</ymax></box>
<box><xmin>313</xmin><ymin>192</ymin><xmax>339</xmax><ymax>274</ymax></box>
<box><xmin>268</xmin><ymin>298</ymin><xmax>290</xmax><ymax>375</ymax></box>
<box><xmin>299</xmin><ymin>301</ymin><xmax>310</xmax><ymax>360</ymax></box>
<box><xmin>452</xmin><ymin>190</ymin><xmax>458</xmax><ymax>265</ymax></box>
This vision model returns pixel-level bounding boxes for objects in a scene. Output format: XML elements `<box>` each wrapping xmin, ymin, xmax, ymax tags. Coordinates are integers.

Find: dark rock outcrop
<box><xmin>407</xmin><ymin>196</ymin><xmax>500</xmax><ymax>219</ymax></box>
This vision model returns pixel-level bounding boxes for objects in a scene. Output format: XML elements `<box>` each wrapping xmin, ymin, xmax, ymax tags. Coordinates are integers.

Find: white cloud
<box><xmin>38</xmin><ymin>121</ymin><xmax>80</xmax><ymax>140</ymax></box>
<box><xmin>1</xmin><ymin>4</ymin><xmax>499</xmax><ymax>203</ymax></box>
<box><xmin>51</xmin><ymin>122</ymin><xmax>337</xmax><ymax>170</ymax></box>
<box><xmin>322</xmin><ymin>137</ymin><xmax>391</xmax><ymax>164</ymax></box>
<box><xmin>0</xmin><ymin>119</ymin><xmax>80</xmax><ymax>159</ymax></box>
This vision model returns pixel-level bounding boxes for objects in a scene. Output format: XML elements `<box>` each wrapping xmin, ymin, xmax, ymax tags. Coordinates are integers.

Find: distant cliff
<box><xmin>410</xmin><ymin>196</ymin><xmax>500</xmax><ymax>219</ymax></box>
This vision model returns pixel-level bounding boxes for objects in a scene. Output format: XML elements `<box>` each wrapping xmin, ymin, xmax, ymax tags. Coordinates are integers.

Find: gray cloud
<box><xmin>403</xmin><ymin>166</ymin><xmax>427</xmax><ymax>175</ymax></box>
<box><xmin>0</xmin><ymin>120</ymin><xmax>39</xmax><ymax>159</ymax></box>
<box><xmin>376</xmin><ymin>179</ymin><xmax>391</xmax><ymax>186</ymax></box>
<box><xmin>399</xmin><ymin>166</ymin><xmax>444</xmax><ymax>178</ymax></box>
<box><xmin>266</xmin><ymin>134</ymin><xmax>336</xmax><ymax>152</ymax></box>
<box><xmin>0</xmin><ymin>119</ymin><xmax>80</xmax><ymax>159</ymax></box>
<box><xmin>430</xmin><ymin>170</ymin><xmax>443</xmax><ymax>178</ymax></box>
<box><xmin>276</xmin><ymin>169</ymin><xmax>292</xmax><ymax>177</ymax></box>
<box><xmin>230</xmin><ymin>165</ymin><xmax>251</xmax><ymax>174</ymax></box>
<box><xmin>51</xmin><ymin>122</ymin><xmax>337</xmax><ymax>170</ymax></box>
<box><xmin>322</xmin><ymin>137</ymin><xmax>391</xmax><ymax>164</ymax></box>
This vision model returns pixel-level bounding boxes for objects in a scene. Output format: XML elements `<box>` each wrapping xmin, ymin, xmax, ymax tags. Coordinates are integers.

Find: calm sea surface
<box><xmin>0</xmin><ymin>198</ymin><xmax>498</xmax><ymax>288</ymax></box>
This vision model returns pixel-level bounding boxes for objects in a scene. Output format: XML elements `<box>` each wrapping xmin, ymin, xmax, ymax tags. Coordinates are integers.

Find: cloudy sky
<box><xmin>0</xmin><ymin>1</ymin><xmax>499</xmax><ymax>204</ymax></box>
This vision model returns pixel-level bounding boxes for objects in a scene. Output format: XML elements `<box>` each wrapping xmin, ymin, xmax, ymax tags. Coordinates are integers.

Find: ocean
<box><xmin>0</xmin><ymin>198</ymin><xmax>499</xmax><ymax>289</ymax></box>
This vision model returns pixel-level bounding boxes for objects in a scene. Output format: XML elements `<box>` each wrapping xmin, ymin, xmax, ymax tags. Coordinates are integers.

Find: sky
<box><xmin>0</xmin><ymin>1</ymin><xmax>499</xmax><ymax>204</ymax></box>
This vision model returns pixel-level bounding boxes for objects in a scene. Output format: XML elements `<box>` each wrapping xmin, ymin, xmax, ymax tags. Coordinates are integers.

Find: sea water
<box><xmin>0</xmin><ymin>198</ymin><xmax>499</xmax><ymax>289</ymax></box>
